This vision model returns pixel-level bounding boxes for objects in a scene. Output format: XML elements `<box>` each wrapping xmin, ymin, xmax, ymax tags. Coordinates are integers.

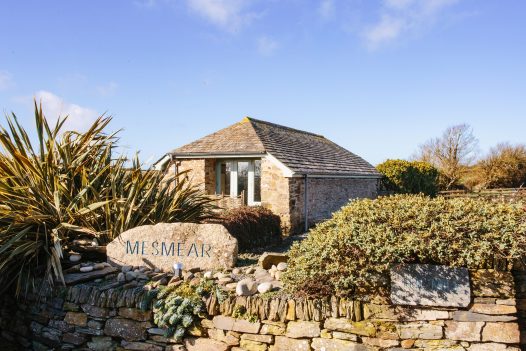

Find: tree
<box><xmin>415</xmin><ymin>124</ymin><xmax>478</xmax><ymax>190</ymax></box>
<box><xmin>377</xmin><ymin>159</ymin><xmax>439</xmax><ymax>196</ymax></box>
<box><xmin>472</xmin><ymin>143</ymin><xmax>526</xmax><ymax>189</ymax></box>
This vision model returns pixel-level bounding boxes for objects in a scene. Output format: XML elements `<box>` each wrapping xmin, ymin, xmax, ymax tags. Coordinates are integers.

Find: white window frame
<box><xmin>216</xmin><ymin>159</ymin><xmax>261</xmax><ymax>206</ymax></box>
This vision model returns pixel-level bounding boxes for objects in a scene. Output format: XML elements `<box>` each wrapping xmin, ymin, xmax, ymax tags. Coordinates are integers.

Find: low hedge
<box><xmin>282</xmin><ymin>195</ymin><xmax>526</xmax><ymax>297</ymax></box>
<box><xmin>212</xmin><ymin>206</ymin><xmax>282</xmax><ymax>252</ymax></box>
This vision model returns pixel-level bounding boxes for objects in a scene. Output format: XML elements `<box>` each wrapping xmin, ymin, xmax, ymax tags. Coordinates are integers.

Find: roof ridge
<box><xmin>245</xmin><ymin>116</ymin><xmax>324</xmax><ymax>138</ymax></box>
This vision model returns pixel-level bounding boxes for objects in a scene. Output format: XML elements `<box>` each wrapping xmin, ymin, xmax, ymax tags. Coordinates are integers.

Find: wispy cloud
<box><xmin>34</xmin><ymin>91</ymin><xmax>99</xmax><ymax>131</ymax></box>
<box><xmin>97</xmin><ymin>81</ymin><xmax>118</xmax><ymax>97</ymax></box>
<box><xmin>319</xmin><ymin>0</ymin><xmax>335</xmax><ymax>20</ymax></box>
<box><xmin>364</xmin><ymin>0</ymin><xmax>460</xmax><ymax>49</ymax></box>
<box><xmin>0</xmin><ymin>70</ymin><xmax>13</xmax><ymax>91</ymax></box>
<box><xmin>186</xmin><ymin>0</ymin><xmax>259</xmax><ymax>32</ymax></box>
<box><xmin>257</xmin><ymin>36</ymin><xmax>278</xmax><ymax>56</ymax></box>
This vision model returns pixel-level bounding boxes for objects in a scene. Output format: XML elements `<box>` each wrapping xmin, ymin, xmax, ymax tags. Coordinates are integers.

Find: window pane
<box><xmin>221</xmin><ymin>162</ymin><xmax>231</xmax><ymax>195</ymax></box>
<box><xmin>254</xmin><ymin>160</ymin><xmax>261</xmax><ymax>202</ymax></box>
<box><xmin>237</xmin><ymin>161</ymin><xmax>249</xmax><ymax>204</ymax></box>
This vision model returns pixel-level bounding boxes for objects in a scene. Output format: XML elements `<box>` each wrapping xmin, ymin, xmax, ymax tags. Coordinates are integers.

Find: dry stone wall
<box><xmin>1</xmin><ymin>269</ymin><xmax>524</xmax><ymax>350</ymax></box>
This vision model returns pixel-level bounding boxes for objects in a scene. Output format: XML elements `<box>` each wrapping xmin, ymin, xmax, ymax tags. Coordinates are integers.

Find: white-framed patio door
<box><xmin>216</xmin><ymin>159</ymin><xmax>261</xmax><ymax>206</ymax></box>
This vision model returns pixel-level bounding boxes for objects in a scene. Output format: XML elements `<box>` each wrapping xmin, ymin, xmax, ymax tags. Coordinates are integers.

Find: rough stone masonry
<box><xmin>0</xmin><ymin>268</ymin><xmax>524</xmax><ymax>350</ymax></box>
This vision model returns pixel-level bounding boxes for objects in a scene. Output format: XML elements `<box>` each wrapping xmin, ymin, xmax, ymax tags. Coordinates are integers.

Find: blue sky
<box><xmin>0</xmin><ymin>0</ymin><xmax>524</xmax><ymax>165</ymax></box>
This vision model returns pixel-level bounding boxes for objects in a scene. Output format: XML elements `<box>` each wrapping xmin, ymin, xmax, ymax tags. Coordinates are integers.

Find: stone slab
<box><xmin>107</xmin><ymin>223</ymin><xmax>238</xmax><ymax>272</ymax></box>
<box><xmin>63</xmin><ymin>266</ymin><xmax>118</xmax><ymax>285</ymax></box>
<box><xmin>390</xmin><ymin>264</ymin><xmax>470</xmax><ymax>307</ymax></box>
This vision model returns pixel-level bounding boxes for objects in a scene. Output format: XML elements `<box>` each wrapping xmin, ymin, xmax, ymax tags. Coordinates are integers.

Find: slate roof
<box><xmin>171</xmin><ymin>117</ymin><xmax>381</xmax><ymax>177</ymax></box>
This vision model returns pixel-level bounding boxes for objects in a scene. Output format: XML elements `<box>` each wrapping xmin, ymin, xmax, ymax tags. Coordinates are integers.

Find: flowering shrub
<box><xmin>282</xmin><ymin>195</ymin><xmax>526</xmax><ymax>297</ymax></box>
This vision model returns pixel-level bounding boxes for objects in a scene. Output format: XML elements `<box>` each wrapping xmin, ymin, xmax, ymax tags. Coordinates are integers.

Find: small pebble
<box><xmin>203</xmin><ymin>271</ymin><xmax>213</xmax><ymax>279</ymax></box>
<box><xmin>80</xmin><ymin>266</ymin><xmax>93</xmax><ymax>273</ymax></box>
<box><xmin>117</xmin><ymin>273</ymin><xmax>125</xmax><ymax>282</ymax></box>
<box><xmin>257</xmin><ymin>282</ymin><xmax>273</xmax><ymax>294</ymax></box>
<box><xmin>232</xmin><ymin>268</ymin><xmax>242</xmax><ymax>275</ymax></box>
<box><xmin>121</xmin><ymin>265</ymin><xmax>133</xmax><ymax>273</ymax></box>
<box><xmin>69</xmin><ymin>254</ymin><xmax>82</xmax><ymax>263</ymax></box>
<box><xmin>125</xmin><ymin>271</ymin><xmax>137</xmax><ymax>281</ymax></box>
<box><xmin>93</xmin><ymin>263</ymin><xmax>105</xmax><ymax>270</ymax></box>
<box><xmin>277</xmin><ymin>262</ymin><xmax>288</xmax><ymax>271</ymax></box>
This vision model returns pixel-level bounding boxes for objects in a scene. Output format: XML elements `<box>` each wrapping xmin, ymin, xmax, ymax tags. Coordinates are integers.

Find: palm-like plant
<box><xmin>0</xmin><ymin>102</ymin><xmax>214</xmax><ymax>296</ymax></box>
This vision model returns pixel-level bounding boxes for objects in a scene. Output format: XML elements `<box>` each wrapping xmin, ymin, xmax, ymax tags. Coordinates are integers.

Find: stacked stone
<box><xmin>0</xmin><ymin>269</ymin><xmax>523</xmax><ymax>350</ymax></box>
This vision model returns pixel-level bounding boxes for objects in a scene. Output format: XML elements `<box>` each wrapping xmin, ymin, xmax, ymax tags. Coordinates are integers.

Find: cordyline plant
<box><xmin>282</xmin><ymin>194</ymin><xmax>526</xmax><ymax>298</ymax></box>
<box><xmin>0</xmin><ymin>102</ymin><xmax>214</xmax><ymax>296</ymax></box>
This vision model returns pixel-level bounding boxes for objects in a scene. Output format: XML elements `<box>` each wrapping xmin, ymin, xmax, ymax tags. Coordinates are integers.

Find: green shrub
<box><xmin>282</xmin><ymin>195</ymin><xmax>526</xmax><ymax>297</ymax></box>
<box><xmin>210</xmin><ymin>206</ymin><xmax>282</xmax><ymax>252</ymax></box>
<box><xmin>0</xmin><ymin>102</ymin><xmax>214</xmax><ymax>296</ymax></box>
<box><xmin>377</xmin><ymin>159</ymin><xmax>439</xmax><ymax>196</ymax></box>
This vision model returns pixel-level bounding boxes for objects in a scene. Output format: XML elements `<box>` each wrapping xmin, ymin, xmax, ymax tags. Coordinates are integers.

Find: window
<box><xmin>216</xmin><ymin>159</ymin><xmax>261</xmax><ymax>205</ymax></box>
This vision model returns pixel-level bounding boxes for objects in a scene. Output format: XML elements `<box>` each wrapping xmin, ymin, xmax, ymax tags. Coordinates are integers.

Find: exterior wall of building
<box><xmin>288</xmin><ymin>177</ymin><xmax>379</xmax><ymax>234</ymax></box>
<box><xmin>169</xmin><ymin>157</ymin><xmax>378</xmax><ymax>235</ymax></box>
<box><xmin>173</xmin><ymin>159</ymin><xmax>216</xmax><ymax>195</ymax></box>
<box><xmin>260</xmin><ymin>157</ymin><xmax>292</xmax><ymax>233</ymax></box>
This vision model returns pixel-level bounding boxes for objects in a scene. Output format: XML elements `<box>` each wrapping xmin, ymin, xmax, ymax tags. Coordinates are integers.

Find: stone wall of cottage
<box><xmin>1</xmin><ymin>269</ymin><xmax>524</xmax><ymax>351</ymax></box>
<box><xmin>260</xmin><ymin>158</ymin><xmax>291</xmax><ymax>233</ymax></box>
<box><xmin>288</xmin><ymin>177</ymin><xmax>379</xmax><ymax>234</ymax></box>
<box><xmin>172</xmin><ymin>159</ymin><xmax>216</xmax><ymax>195</ymax></box>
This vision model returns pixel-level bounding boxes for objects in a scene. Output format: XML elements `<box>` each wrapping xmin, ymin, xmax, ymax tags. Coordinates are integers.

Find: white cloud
<box><xmin>97</xmin><ymin>81</ymin><xmax>118</xmax><ymax>96</ymax></box>
<box><xmin>364</xmin><ymin>0</ymin><xmax>460</xmax><ymax>49</ymax></box>
<box><xmin>34</xmin><ymin>91</ymin><xmax>99</xmax><ymax>132</ymax></box>
<box><xmin>186</xmin><ymin>0</ymin><xmax>258</xmax><ymax>32</ymax></box>
<box><xmin>257</xmin><ymin>36</ymin><xmax>278</xmax><ymax>56</ymax></box>
<box><xmin>0</xmin><ymin>70</ymin><xmax>13</xmax><ymax>91</ymax></box>
<box><xmin>319</xmin><ymin>0</ymin><xmax>335</xmax><ymax>20</ymax></box>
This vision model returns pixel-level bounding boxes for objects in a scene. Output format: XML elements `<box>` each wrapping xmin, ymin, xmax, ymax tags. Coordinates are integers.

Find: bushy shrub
<box><xmin>377</xmin><ymin>159</ymin><xmax>439</xmax><ymax>196</ymax></box>
<box><xmin>282</xmin><ymin>195</ymin><xmax>526</xmax><ymax>297</ymax></box>
<box><xmin>212</xmin><ymin>206</ymin><xmax>282</xmax><ymax>252</ymax></box>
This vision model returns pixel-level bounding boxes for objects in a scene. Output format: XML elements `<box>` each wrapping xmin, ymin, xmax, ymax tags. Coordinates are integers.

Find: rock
<box><xmin>445</xmin><ymin>321</ymin><xmax>484</xmax><ymax>341</ymax></box>
<box><xmin>64</xmin><ymin>312</ymin><xmax>87</xmax><ymax>327</ymax></box>
<box><xmin>241</xmin><ymin>334</ymin><xmax>274</xmax><ymax>344</ymax></box>
<box><xmin>107</xmin><ymin>223</ymin><xmax>238</xmax><ymax>271</ymax></box>
<box><xmin>273</xmin><ymin>336</ymin><xmax>310</xmax><ymax>351</ymax></box>
<box><xmin>452</xmin><ymin>310</ymin><xmax>517</xmax><ymax>322</ymax></box>
<box><xmin>121</xmin><ymin>341</ymin><xmax>163</xmax><ymax>351</ymax></box>
<box><xmin>286</xmin><ymin>321</ymin><xmax>321</xmax><ymax>338</ymax></box>
<box><xmin>245</xmin><ymin>267</ymin><xmax>256</xmax><ymax>274</ymax></box>
<box><xmin>204</xmin><ymin>271</ymin><xmax>213</xmax><ymax>279</ymax></box>
<box><xmin>257</xmin><ymin>282</ymin><xmax>273</xmax><ymax>294</ymax></box>
<box><xmin>119</xmin><ymin>308</ymin><xmax>152</xmax><ymax>322</ymax></box>
<box><xmin>117</xmin><ymin>272</ymin><xmax>125</xmax><ymax>282</ymax></box>
<box><xmin>63</xmin><ymin>266</ymin><xmax>118</xmax><ymax>285</ymax></box>
<box><xmin>69</xmin><ymin>254</ymin><xmax>82</xmax><ymax>263</ymax></box>
<box><xmin>122</xmin><ymin>265</ymin><xmax>133</xmax><ymax>273</ymax></box>
<box><xmin>236</xmin><ymin>278</ymin><xmax>258</xmax><ymax>296</ymax></box>
<box><xmin>87</xmin><ymin>336</ymin><xmax>116</xmax><ymax>351</ymax></box>
<box><xmin>126</xmin><ymin>271</ymin><xmax>138</xmax><ymax>281</ymax></box>
<box><xmin>274</xmin><ymin>271</ymin><xmax>282</xmax><ymax>280</ymax></box>
<box><xmin>183</xmin><ymin>271</ymin><xmax>194</xmax><ymax>281</ymax></box>
<box><xmin>239</xmin><ymin>339</ymin><xmax>266</xmax><ymax>351</ymax></box>
<box><xmin>233</xmin><ymin>319</ymin><xmax>261</xmax><ymax>334</ymax></box>
<box><xmin>481</xmin><ymin>322</ymin><xmax>520</xmax><ymax>343</ymax></box>
<box><xmin>468</xmin><ymin>343</ymin><xmax>507</xmax><ymax>351</ymax></box>
<box><xmin>225</xmin><ymin>283</ymin><xmax>238</xmax><ymax>291</ymax></box>
<box><xmin>276</xmin><ymin>262</ymin><xmax>287</xmax><ymax>271</ymax></box>
<box><xmin>232</xmin><ymin>268</ymin><xmax>242</xmax><ymax>275</ymax></box>
<box><xmin>311</xmin><ymin>338</ymin><xmax>370</xmax><ymax>351</ymax></box>
<box><xmin>218</xmin><ymin>277</ymin><xmax>234</xmax><ymax>285</ymax></box>
<box><xmin>185</xmin><ymin>337</ymin><xmax>229</xmax><ymax>351</ymax></box>
<box><xmin>469</xmin><ymin>303</ymin><xmax>517</xmax><ymax>315</ymax></box>
<box><xmin>323</xmin><ymin>318</ymin><xmax>376</xmax><ymax>337</ymax></box>
<box><xmin>213</xmin><ymin>316</ymin><xmax>235</xmax><ymax>330</ymax></box>
<box><xmin>80</xmin><ymin>266</ymin><xmax>94</xmax><ymax>273</ymax></box>
<box><xmin>93</xmin><ymin>263</ymin><xmax>105</xmax><ymax>270</ymax></box>
<box><xmin>258</xmin><ymin>252</ymin><xmax>288</xmax><ymax>270</ymax></box>
<box><xmin>104</xmin><ymin>318</ymin><xmax>150</xmax><ymax>341</ymax></box>
<box><xmin>398</xmin><ymin>323</ymin><xmax>443</xmax><ymax>339</ymax></box>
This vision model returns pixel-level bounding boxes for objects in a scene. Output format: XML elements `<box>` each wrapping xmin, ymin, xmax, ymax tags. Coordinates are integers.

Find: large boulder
<box><xmin>107</xmin><ymin>223</ymin><xmax>238</xmax><ymax>272</ymax></box>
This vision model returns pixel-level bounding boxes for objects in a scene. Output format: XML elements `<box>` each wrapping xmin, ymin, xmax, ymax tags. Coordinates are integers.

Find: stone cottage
<box><xmin>158</xmin><ymin>117</ymin><xmax>381</xmax><ymax>234</ymax></box>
